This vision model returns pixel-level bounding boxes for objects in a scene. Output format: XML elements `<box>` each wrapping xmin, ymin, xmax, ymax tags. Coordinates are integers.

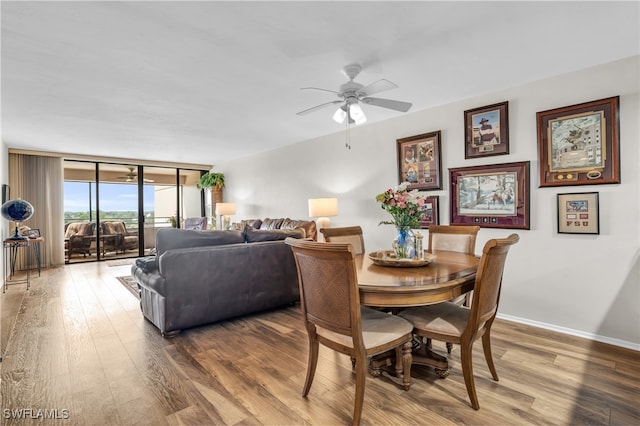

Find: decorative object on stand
<box><xmin>557</xmin><ymin>192</ymin><xmax>600</xmax><ymax>235</ymax></box>
<box><xmin>449</xmin><ymin>161</ymin><xmax>530</xmax><ymax>230</ymax></box>
<box><xmin>375</xmin><ymin>183</ymin><xmax>428</xmax><ymax>259</ymax></box>
<box><xmin>536</xmin><ymin>96</ymin><xmax>620</xmax><ymax>187</ymax></box>
<box><xmin>215</xmin><ymin>202</ymin><xmax>236</xmax><ymax>230</ymax></box>
<box><xmin>1</xmin><ymin>198</ymin><xmax>35</xmax><ymax>240</ymax></box>
<box><xmin>464</xmin><ymin>101</ymin><xmax>510</xmax><ymax>159</ymax></box>
<box><xmin>308</xmin><ymin>198</ymin><xmax>338</xmax><ymax>241</ymax></box>
<box><xmin>397</xmin><ymin>130</ymin><xmax>442</xmax><ymax>191</ymax></box>
<box><xmin>297</xmin><ymin>63</ymin><xmax>412</xmax><ymax>149</ymax></box>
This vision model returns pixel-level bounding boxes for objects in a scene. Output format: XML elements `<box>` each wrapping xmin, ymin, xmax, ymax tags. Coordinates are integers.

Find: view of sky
<box><xmin>64</xmin><ymin>182</ymin><xmax>155</xmax><ymax>212</ymax></box>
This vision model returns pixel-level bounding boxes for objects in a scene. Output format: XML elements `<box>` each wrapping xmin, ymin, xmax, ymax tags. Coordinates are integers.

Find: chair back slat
<box><xmin>320</xmin><ymin>226</ymin><xmax>365</xmax><ymax>255</ymax></box>
<box><xmin>428</xmin><ymin>225</ymin><xmax>480</xmax><ymax>255</ymax></box>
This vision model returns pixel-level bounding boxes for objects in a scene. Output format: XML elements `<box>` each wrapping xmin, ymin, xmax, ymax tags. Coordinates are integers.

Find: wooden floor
<box><xmin>1</xmin><ymin>262</ymin><xmax>638</xmax><ymax>425</ymax></box>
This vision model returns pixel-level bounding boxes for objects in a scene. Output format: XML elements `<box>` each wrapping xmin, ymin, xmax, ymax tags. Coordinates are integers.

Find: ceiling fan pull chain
<box><xmin>345</xmin><ymin>120</ymin><xmax>351</xmax><ymax>149</ymax></box>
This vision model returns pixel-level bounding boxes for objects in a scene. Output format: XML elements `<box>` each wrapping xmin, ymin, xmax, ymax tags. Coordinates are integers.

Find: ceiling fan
<box><xmin>117</xmin><ymin>167</ymin><xmax>154</xmax><ymax>183</ymax></box>
<box><xmin>296</xmin><ymin>63</ymin><xmax>412</xmax><ymax>125</ymax></box>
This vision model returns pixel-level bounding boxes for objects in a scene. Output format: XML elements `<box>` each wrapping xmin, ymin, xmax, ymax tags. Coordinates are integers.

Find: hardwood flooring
<box><xmin>1</xmin><ymin>262</ymin><xmax>638</xmax><ymax>425</ymax></box>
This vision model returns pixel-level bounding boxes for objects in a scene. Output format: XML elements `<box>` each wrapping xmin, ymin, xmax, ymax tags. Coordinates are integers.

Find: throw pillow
<box><xmin>259</xmin><ymin>217</ymin><xmax>285</xmax><ymax>230</ymax></box>
<box><xmin>244</xmin><ymin>226</ymin><xmax>305</xmax><ymax>243</ymax></box>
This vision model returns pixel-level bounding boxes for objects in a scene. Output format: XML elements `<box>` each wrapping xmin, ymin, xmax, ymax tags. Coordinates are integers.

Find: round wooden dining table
<box><xmin>354</xmin><ymin>249</ymin><xmax>479</xmax><ymax>375</ymax></box>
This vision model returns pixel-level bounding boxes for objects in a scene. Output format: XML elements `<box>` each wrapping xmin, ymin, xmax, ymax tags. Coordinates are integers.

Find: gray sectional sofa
<box><xmin>131</xmin><ymin>224</ymin><xmax>310</xmax><ymax>337</ymax></box>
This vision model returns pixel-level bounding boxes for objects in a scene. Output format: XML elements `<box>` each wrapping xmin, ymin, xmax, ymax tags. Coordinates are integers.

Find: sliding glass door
<box><xmin>64</xmin><ymin>161</ymin><xmax>205</xmax><ymax>263</ymax></box>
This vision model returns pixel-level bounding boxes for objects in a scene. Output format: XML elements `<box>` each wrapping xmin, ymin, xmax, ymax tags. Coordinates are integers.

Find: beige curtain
<box><xmin>9</xmin><ymin>153</ymin><xmax>65</xmax><ymax>268</ymax></box>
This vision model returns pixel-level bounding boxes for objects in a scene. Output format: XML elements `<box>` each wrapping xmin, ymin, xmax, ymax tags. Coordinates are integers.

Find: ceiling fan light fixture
<box><xmin>349</xmin><ymin>103</ymin><xmax>367</xmax><ymax>125</ymax></box>
<box><xmin>332</xmin><ymin>106</ymin><xmax>347</xmax><ymax>124</ymax></box>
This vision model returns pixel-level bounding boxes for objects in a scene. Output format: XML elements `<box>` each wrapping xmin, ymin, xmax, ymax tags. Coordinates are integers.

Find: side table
<box><xmin>3</xmin><ymin>238</ymin><xmax>33</xmax><ymax>292</ymax></box>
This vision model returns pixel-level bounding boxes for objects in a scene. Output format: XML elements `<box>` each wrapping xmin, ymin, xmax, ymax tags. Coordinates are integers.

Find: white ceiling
<box><xmin>2</xmin><ymin>1</ymin><xmax>638</xmax><ymax>167</ymax></box>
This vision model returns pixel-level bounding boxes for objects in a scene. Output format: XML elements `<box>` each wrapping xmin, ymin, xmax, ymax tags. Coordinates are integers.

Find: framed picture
<box><xmin>537</xmin><ymin>96</ymin><xmax>620</xmax><ymax>187</ymax></box>
<box><xmin>557</xmin><ymin>192</ymin><xmax>599</xmax><ymax>235</ymax></box>
<box><xmin>464</xmin><ymin>101</ymin><xmax>509</xmax><ymax>159</ymax></box>
<box><xmin>450</xmin><ymin>161</ymin><xmax>530</xmax><ymax>229</ymax></box>
<box><xmin>397</xmin><ymin>130</ymin><xmax>442</xmax><ymax>190</ymax></box>
<box><xmin>419</xmin><ymin>195</ymin><xmax>439</xmax><ymax>229</ymax></box>
<box><xmin>26</xmin><ymin>228</ymin><xmax>41</xmax><ymax>239</ymax></box>
<box><xmin>2</xmin><ymin>184</ymin><xmax>9</xmax><ymax>204</ymax></box>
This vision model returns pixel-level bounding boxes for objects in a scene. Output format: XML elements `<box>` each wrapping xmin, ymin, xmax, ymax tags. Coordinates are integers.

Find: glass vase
<box><xmin>392</xmin><ymin>228</ymin><xmax>415</xmax><ymax>259</ymax></box>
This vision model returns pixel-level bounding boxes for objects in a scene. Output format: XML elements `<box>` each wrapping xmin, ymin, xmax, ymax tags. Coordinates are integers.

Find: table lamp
<box><xmin>215</xmin><ymin>202</ymin><xmax>236</xmax><ymax>230</ymax></box>
<box><xmin>308</xmin><ymin>197</ymin><xmax>338</xmax><ymax>241</ymax></box>
<box><xmin>1</xmin><ymin>199</ymin><xmax>35</xmax><ymax>240</ymax></box>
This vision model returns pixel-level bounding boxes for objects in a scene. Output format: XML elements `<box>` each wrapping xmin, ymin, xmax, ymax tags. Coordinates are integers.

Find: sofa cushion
<box><xmin>64</xmin><ymin>222</ymin><xmax>95</xmax><ymax>238</ymax></box>
<box><xmin>102</xmin><ymin>221</ymin><xmax>126</xmax><ymax>236</ymax></box>
<box><xmin>232</xmin><ymin>218</ymin><xmax>263</xmax><ymax>231</ymax></box>
<box><xmin>244</xmin><ymin>226</ymin><xmax>305</xmax><ymax>243</ymax></box>
<box><xmin>259</xmin><ymin>218</ymin><xmax>285</xmax><ymax>230</ymax></box>
<box><xmin>156</xmin><ymin>228</ymin><xmax>245</xmax><ymax>256</ymax></box>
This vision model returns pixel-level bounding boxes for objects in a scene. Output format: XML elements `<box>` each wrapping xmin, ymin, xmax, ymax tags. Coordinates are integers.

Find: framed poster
<box><xmin>464</xmin><ymin>101</ymin><xmax>509</xmax><ymax>159</ymax></box>
<box><xmin>2</xmin><ymin>184</ymin><xmax>9</xmax><ymax>204</ymax></box>
<box><xmin>450</xmin><ymin>161</ymin><xmax>530</xmax><ymax>229</ymax></box>
<box><xmin>397</xmin><ymin>130</ymin><xmax>442</xmax><ymax>190</ymax></box>
<box><xmin>537</xmin><ymin>96</ymin><xmax>620</xmax><ymax>187</ymax></box>
<box><xmin>419</xmin><ymin>195</ymin><xmax>439</xmax><ymax>229</ymax></box>
<box><xmin>557</xmin><ymin>192</ymin><xmax>599</xmax><ymax>234</ymax></box>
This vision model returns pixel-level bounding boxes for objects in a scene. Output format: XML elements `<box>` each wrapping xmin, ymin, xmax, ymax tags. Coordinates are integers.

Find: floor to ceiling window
<box><xmin>64</xmin><ymin>161</ymin><xmax>205</xmax><ymax>263</ymax></box>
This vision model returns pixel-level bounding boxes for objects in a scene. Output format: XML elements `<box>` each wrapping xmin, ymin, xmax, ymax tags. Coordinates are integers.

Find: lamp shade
<box><xmin>308</xmin><ymin>198</ymin><xmax>338</xmax><ymax>217</ymax></box>
<box><xmin>215</xmin><ymin>202</ymin><xmax>236</xmax><ymax>216</ymax></box>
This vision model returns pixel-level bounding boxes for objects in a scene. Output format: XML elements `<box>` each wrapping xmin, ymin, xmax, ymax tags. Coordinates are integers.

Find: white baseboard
<box><xmin>496</xmin><ymin>313</ymin><xmax>640</xmax><ymax>351</ymax></box>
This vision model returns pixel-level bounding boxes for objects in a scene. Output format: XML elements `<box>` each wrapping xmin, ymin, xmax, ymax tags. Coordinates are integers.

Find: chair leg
<box><xmin>352</xmin><ymin>353</ymin><xmax>367</xmax><ymax>426</ymax></box>
<box><xmin>460</xmin><ymin>341</ymin><xmax>480</xmax><ymax>410</ymax></box>
<box><xmin>446</xmin><ymin>342</ymin><xmax>453</xmax><ymax>354</ymax></box>
<box><xmin>302</xmin><ymin>336</ymin><xmax>319</xmax><ymax>397</ymax></box>
<box><xmin>482</xmin><ymin>329</ymin><xmax>499</xmax><ymax>381</ymax></box>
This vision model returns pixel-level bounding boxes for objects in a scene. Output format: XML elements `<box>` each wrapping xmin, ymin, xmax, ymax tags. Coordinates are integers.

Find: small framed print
<box><xmin>557</xmin><ymin>192</ymin><xmax>599</xmax><ymax>234</ymax></box>
<box><xmin>419</xmin><ymin>195</ymin><xmax>439</xmax><ymax>229</ymax></box>
<box><xmin>450</xmin><ymin>161</ymin><xmax>530</xmax><ymax>229</ymax></box>
<box><xmin>26</xmin><ymin>228</ymin><xmax>41</xmax><ymax>239</ymax></box>
<box><xmin>397</xmin><ymin>130</ymin><xmax>442</xmax><ymax>190</ymax></box>
<box><xmin>537</xmin><ymin>96</ymin><xmax>620</xmax><ymax>187</ymax></box>
<box><xmin>464</xmin><ymin>101</ymin><xmax>509</xmax><ymax>159</ymax></box>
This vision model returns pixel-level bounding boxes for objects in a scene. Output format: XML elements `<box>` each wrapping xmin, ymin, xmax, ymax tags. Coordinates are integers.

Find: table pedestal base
<box><xmin>370</xmin><ymin>337</ymin><xmax>450</xmax><ymax>378</ymax></box>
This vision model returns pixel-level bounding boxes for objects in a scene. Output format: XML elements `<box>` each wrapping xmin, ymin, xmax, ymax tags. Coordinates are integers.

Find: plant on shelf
<box><xmin>197</xmin><ymin>171</ymin><xmax>225</xmax><ymax>190</ymax></box>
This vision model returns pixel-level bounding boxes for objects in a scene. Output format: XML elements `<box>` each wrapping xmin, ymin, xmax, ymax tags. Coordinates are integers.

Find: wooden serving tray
<box><xmin>368</xmin><ymin>250</ymin><xmax>436</xmax><ymax>268</ymax></box>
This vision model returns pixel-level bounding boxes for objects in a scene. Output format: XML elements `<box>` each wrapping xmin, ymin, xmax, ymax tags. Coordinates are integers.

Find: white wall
<box><xmin>219</xmin><ymin>56</ymin><xmax>640</xmax><ymax>349</ymax></box>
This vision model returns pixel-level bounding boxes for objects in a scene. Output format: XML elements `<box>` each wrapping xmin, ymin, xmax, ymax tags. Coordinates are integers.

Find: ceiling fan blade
<box><xmin>296</xmin><ymin>100</ymin><xmax>342</xmax><ymax>116</ymax></box>
<box><xmin>300</xmin><ymin>87</ymin><xmax>340</xmax><ymax>94</ymax></box>
<box><xmin>362</xmin><ymin>97</ymin><xmax>412</xmax><ymax>112</ymax></box>
<box><xmin>360</xmin><ymin>79</ymin><xmax>398</xmax><ymax>96</ymax></box>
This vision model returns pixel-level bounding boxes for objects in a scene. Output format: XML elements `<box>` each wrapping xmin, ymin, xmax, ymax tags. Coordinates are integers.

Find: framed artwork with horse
<box><xmin>449</xmin><ymin>161</ymin><xmax>530</xmax><ymax>229</ymax></box>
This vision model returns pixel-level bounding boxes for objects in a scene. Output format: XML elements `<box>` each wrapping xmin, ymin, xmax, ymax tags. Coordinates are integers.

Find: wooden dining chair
<box><xmin>319</xmin><ymin>226</ymin><xmax>365</xmax><ymax>255</ymax></box>
<box><xmin>428</xmin><ymin>224</ymin><xmax>481</xmax><ymax>352</ymax></box>
<box><xmin>398</xmin><ymin>234</ymin><xmax>519</xmax><ymax>410</ymax></box>
<box><xmin>428</xmin><ymin>225</ymin><xmax>480</xmax><ymax>256</ymax></box>
<box><xmin>285</xmin><ymin>237</ymin><xmax>413</xmax><ymax>426</ymax></box>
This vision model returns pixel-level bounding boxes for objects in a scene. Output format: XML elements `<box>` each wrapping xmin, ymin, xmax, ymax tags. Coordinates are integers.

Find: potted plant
<box><xmin>197</xmin><ymin>172</ymin><xmax>225</xmax><ymax>218</ymax></box>
<box><xmin>197</xmin><ymin>172</ymin><xmax>225</xmax><ymax>190</ymax></box>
